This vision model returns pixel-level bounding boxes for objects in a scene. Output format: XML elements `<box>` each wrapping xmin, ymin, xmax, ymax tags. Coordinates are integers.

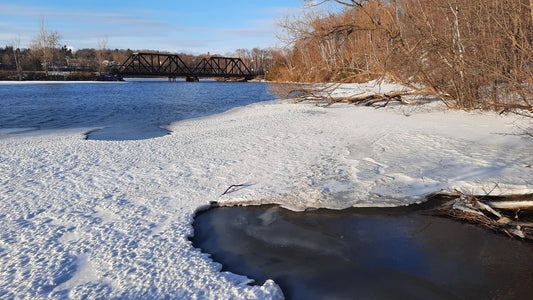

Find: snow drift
<box><xmin>0</xmin><ymin>81</ymin><xmax>531</xmax><ymax>298</ymax></box>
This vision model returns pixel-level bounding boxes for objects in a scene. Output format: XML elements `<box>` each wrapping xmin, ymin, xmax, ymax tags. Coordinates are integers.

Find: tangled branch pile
<box><xmin>268</xmin><ymin>82</ymin><xmax>427</xmax><ymax>107</ymax></box>
<box><xmin>272</xmin><ymin>0</ymin><xmax>533</xmax><ymax>112</ymax></box>
<box><xmin>430</xmin><ymin>191</ymin><xmax>533</xmax><ymax>240</ymax></box>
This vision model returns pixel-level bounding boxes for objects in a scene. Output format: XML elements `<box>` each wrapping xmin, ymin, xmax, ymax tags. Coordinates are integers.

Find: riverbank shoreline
<box><xmin>0</xmin><ymin>70</ymin><xmax>123</xmax><ymax>81</ymax></box>
<box><xmin>1</xmin><ymin>80</ymin><xmax>532</xmax><ymax>298</ymax></box>
<box><xmin>207</xmin><ymin>192</ymin><xmax>533</xmax><ymax>241</ymax></box>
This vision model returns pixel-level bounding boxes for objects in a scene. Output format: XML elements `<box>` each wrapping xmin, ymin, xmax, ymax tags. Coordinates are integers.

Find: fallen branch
<box><xmin>428</xmin><ymin>191</ymin><xmax>533</xmax><ymax>241</ymax></box>
<box><xmin>268</xmin><ymin>81</ymin><xmax>437</xmax><ymax>108</ymax></box>
<box><xmin>291</xmin><ymin>89</ymin><xmax>425</xmax><ymax>108</ymax></box>
<box><xmin>324</xmin><ymin>90</ymin><xmax>419</xmax><ymax>107</ymax></box>
<box><xmin>221</xmin><ymin>184</ymin><xmax>245</xmax><ymax>196</ymax></box>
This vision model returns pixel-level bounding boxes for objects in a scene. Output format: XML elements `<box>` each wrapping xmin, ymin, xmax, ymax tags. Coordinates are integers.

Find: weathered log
<box><xmin>428</xmin><ymin>192</ymin><xmax>533</xmax><ymax>241</ymax></box>
<box><xmin>221</xmin><ymin>184</ymin><xmax>245</xmax><ymax>196</ymax></box>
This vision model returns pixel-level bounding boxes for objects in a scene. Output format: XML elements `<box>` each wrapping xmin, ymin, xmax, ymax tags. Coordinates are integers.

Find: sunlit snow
<box><xmin>0</xmin><ymin>81</ymin><xmax>531</xmax><ymax>298</ymax></box>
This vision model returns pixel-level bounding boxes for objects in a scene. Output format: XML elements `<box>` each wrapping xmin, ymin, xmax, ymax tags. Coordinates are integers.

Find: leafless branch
<box><xmin>221</xmin><ymin>184</ymin><xmax>245</xmax><ymax>196</ymax></box>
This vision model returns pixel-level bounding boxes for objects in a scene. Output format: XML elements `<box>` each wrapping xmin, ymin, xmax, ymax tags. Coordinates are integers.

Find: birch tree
<box><xmin>11</xmin><ymin>35</ymin><xmax>23</xmax><ymax>80</ymax></box>
<box><xmin>96</xmin><ymin>36</ymin><xmax>108</xmax><ymax>74</ymax></box>
<box><xmin>30</xmin><ymin>16</ymin><xmax>60</xmax><ymax>75</ymax></box>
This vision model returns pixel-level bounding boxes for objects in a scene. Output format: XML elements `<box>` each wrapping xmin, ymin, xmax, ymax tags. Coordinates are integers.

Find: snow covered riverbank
<box><xmin>1</xmin><ymin>82</ymin><xmax>532</xmax><ymax>298</ymax></box>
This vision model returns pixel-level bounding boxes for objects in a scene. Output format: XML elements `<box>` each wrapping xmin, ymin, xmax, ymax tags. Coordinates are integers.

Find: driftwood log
<box><xmin>319</xmin><ymin>91</ymin><xmax>418</xmax><ymax>107</ymax></box>
<box><xmin>221</xmin><ymin>184</ymin><xmax>245</xmax><ymax>196</ymax></box>
<box><xmin>270</xmin><ymin>83</ymin><xmax>430</xmax><ymax>108</ymax></box>
<box><xmin>428</xmin><ymin>191</ymin><xmax>533</xmax><ymax>241</ymax></box>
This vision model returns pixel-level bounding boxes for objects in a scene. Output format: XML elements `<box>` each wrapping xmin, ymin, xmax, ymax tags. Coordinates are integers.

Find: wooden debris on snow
<box><xmin>429</xmin><ymin>191</ymin><xmax>533</xmax><ymax>241</ymax></box>
<box><xmin>269</xmin><ymin>82</ymin><xmax>432</xmax><ymax>108</ymax></box>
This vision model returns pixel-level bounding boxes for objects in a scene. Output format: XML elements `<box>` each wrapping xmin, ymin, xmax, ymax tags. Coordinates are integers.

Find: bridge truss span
<box><xmin>193</xmin><ymin>56</ymin><xmax>252</xmax><ymax>78</ymax></box>
<box><xmin>116</xmin><ymin>52</ymin><xmax>256</xmax><ymax>81</ymax></box>
<box><xmin>119</xmin><ymin>52</ymin><xmax>192</xmax><ymax>78</ymax></box>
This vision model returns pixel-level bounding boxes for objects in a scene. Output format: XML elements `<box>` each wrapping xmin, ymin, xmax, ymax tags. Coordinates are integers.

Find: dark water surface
<box><xmin>0</xmin><ymin>79</ymin><xmax>274</xmax><ymax>140</ymax></box>
<box><xmin>193</xmin><ymin>204</ymin><xmax>533</xmax><ymax>300</ymax></box>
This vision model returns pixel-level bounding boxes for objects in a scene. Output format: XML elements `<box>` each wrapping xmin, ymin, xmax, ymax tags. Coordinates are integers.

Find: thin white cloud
<box><xmin>0</xmin><ymin>3</ymin><xmax>283</xmax><ymax>52</ymax></box>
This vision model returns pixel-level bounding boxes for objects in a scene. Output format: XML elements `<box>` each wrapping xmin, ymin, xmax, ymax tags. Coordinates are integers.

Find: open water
<box><xmin>0</xmin><ymin>79</ymin><xmax>274</xmax><ymax>140</ymax></box>
<box><xmin>193</xmin><ymin>204</ymin><xmax>533</xmax><ymax>300</ymax></box>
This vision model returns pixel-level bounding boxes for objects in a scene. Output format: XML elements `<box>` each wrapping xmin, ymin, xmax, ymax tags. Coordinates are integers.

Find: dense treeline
<box><xmin>0</xmin><ymin>46</ymin><xmax>132</xmax><ymax>72</ymax></box>
<box><xmin>235</xmin><ymin>48</ymin><xmax>277</xmax><ymax>75</ymax></box>
<box><xmin>273</xmin><ymin>0</ymin><xmax>533</xmax><ymax>111</ymax></box>
<box><xmin>0</xmin><ymin>46</ymin><xmax>276</xmax><ymax>80</ymax></box>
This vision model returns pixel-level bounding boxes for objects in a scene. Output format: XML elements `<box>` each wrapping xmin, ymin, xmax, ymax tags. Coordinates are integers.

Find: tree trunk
<box><xmin>530</xmin><ymin>0</ymin><xmax>533</xmax><ymax>28</ymax></box>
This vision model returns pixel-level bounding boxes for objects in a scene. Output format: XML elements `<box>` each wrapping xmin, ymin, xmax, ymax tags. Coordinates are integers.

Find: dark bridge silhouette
<box><xmin>115</xmin><ymin>52</ymin><xmax>256</xmax><ymax>81</ymax></box>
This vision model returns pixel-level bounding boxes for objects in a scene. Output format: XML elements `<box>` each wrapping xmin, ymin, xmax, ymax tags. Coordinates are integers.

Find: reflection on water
<box><xmin>0</xmin><ymin>80</ymin><xmax>274</xmax><ymax>140</ymax></box>
<box><xmin>193</xmin><ymin>204</ymin><xmax>533</xmax><ymax>300</ymax></box>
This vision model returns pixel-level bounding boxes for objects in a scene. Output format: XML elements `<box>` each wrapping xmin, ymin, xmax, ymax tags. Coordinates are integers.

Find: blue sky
<box><xmin>0</xmin><ymin>0</ymin><xmax>304</xmax><ymax>55</ymax></box>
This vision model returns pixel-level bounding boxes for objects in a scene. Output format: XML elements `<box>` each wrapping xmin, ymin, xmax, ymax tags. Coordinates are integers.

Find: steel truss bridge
<box><xmin>115</xmin><ymin>52</ymin><xmax>256</xmax><ymax>81</ymax></box>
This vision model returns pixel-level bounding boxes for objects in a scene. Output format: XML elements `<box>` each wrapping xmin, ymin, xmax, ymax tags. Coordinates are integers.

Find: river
<box><xmin>0</xmin><ymin>79</ymin><xmax>274</xmax><ymax>140</ymax></box>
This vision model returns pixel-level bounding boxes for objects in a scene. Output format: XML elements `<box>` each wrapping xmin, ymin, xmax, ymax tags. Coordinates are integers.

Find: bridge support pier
<box><xmin>186</xmin><ymin>76</ymin><xmax>199</xmax><ymax>82</ymax></box>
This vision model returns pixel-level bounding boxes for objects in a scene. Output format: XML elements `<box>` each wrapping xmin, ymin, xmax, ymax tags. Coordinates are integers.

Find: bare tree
<box><xmin>530</xmin><ymin>0</ymin><xmax>533</xmax><ymax>26</ymax></box>
<box><xmin>30</xmin><ymin>16</ymin><xmax>60</xmax><ymax>75</ymax></box>
<box><xmin>272</xmin><ymin>0</ymin><xmax>533</xmax><ymax>112</ymax></box>
<box><xmin>10</xmin><ymin>35</ymin><xmax>23</xmax><ymax>80</ymax></box>
<box><xmin>234</xmin><ymin>47</ymin><xmax>275</xmax><ymax>75</ymax></box>
<box><xmin>96</xmin><ymin>35</ymin><xmax>108</xmax><ymax>74</ymax></box>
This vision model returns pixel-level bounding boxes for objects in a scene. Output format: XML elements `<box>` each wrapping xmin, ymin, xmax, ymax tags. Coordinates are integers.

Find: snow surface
<box><xmin>1</xmin><ymin>80</ymin><xmax>532</xmax><ymax>298</ymax></box>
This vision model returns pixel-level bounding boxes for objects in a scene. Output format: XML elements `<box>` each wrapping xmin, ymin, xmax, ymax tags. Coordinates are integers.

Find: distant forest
<box><xmin>0</xmin><ymin>45</ymin><xmax>278</xmax><ymax>80</ymax></box>
<box><xmin>0</xmin><ymin>46</ymin><xmax>131</xmax><ymax>74</ymax></box>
